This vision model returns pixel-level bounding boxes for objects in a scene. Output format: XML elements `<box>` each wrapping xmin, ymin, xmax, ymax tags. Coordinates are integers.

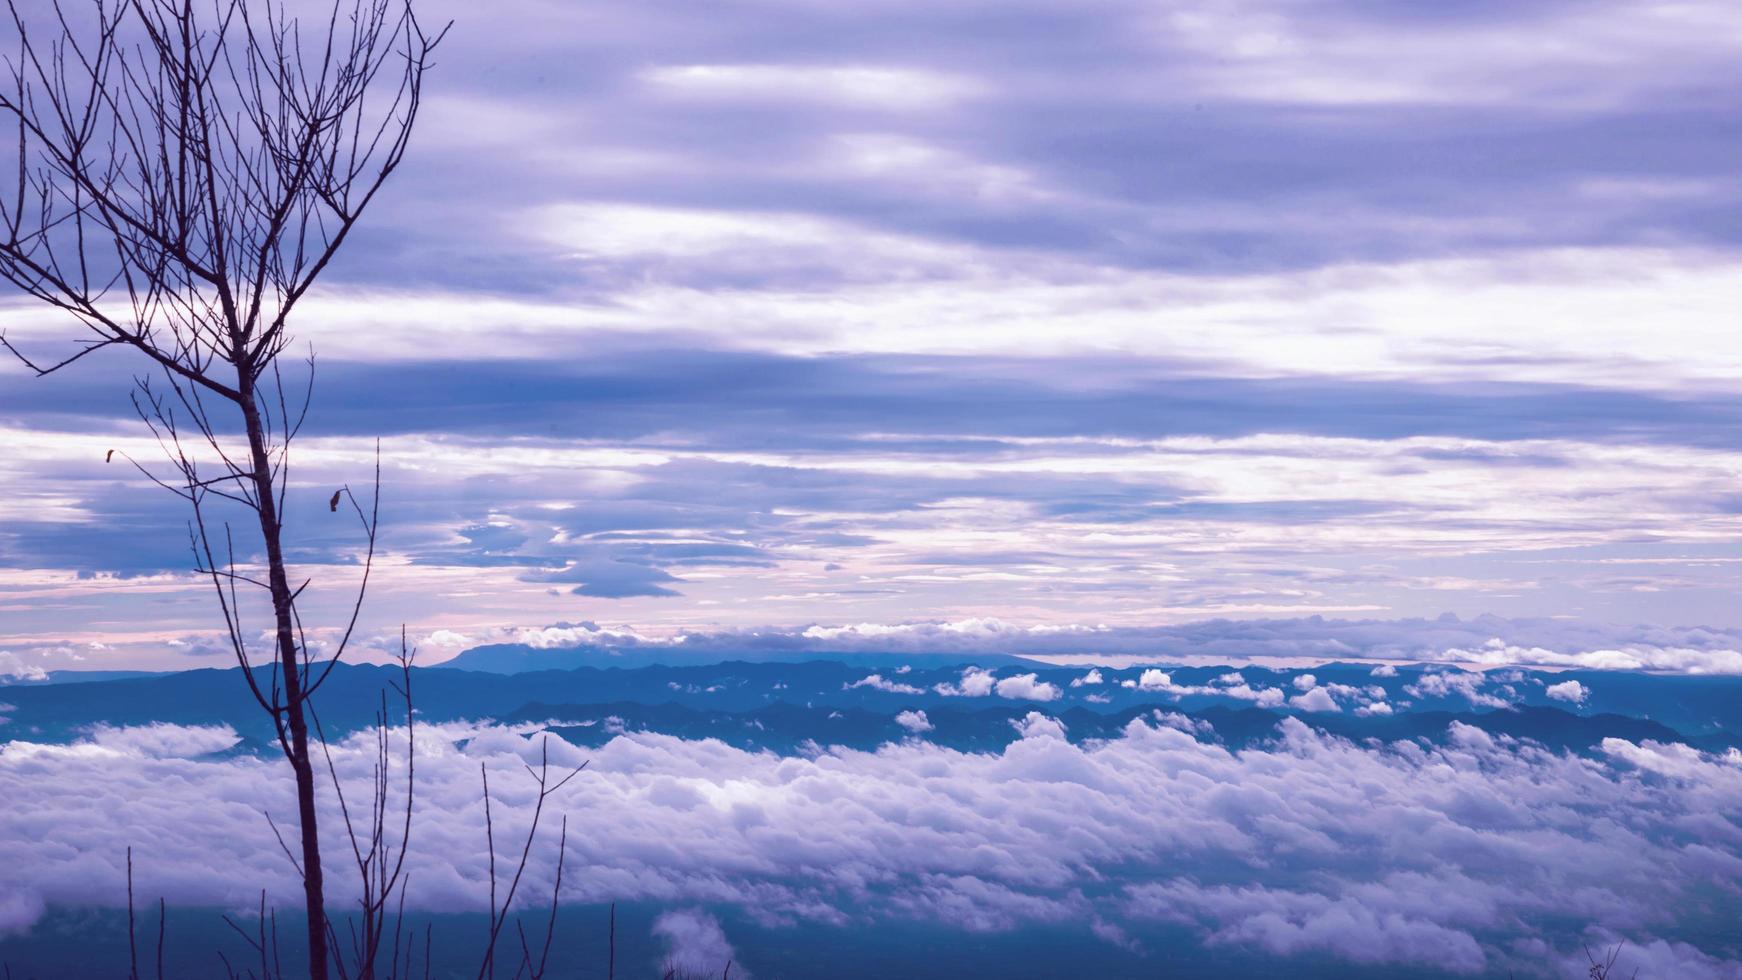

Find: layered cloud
<box><xmin>9</xmin><ymin>612</ymin><xmax>1742</xmax><ymax>679</ymax></box>
<box><xmin>3</xmin><ymin>0</ymin><xmax>1742</xmax><ymax>666</ymax></box>
<box><xmin>481</xmin><ymin>614</ymin><xmax>1742</xmax><ymax>675</ymax></box>
<box><xmin>3</xmin><ymin>716</ymin><xmax>1740</xmax><ymax>975</ymax></box>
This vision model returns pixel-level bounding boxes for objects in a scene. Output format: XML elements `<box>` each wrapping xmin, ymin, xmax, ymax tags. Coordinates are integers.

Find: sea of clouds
<box><xmin>3</xmin><ymin>713</ymin><xmax>1740</xmax><ymax>977</ymax></box>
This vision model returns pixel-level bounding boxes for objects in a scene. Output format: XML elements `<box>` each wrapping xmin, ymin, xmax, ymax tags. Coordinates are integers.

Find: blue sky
<box><xmin>5</xmin><ymin>0</ymin><xmax>1742</xmax><ymax>671</ymax></box>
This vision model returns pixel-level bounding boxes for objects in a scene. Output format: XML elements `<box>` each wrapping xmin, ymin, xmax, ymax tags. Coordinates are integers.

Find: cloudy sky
<box><xmin>6</xmin><ymin>0</ymin><xmax>1742</xmax><ymax>671</ymax></box>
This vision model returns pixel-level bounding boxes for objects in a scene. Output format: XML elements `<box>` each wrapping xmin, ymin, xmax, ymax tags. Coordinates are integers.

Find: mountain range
<box><xmin>4</xmin><ymin>653</ymin><xmax>1737</xmax><ymax>756</ymax></box>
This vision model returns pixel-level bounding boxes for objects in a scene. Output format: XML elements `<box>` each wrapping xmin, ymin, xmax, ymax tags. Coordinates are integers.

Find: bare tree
<box><xmin>316</xmin><ymin>630</ymin><xmax>420</xmax><ymax>980</ymax></box>
<box><xmin>0</xmin><ymin>1</ymin><xmax>445</xmax><ymax>976</ymax></box>
<box><xmin>1586</xmin><ymin>942</ymin><xmax>1637</xmax><ymax>980</ymax></box>
<box><xmin>476</xmin><ymin>737</ymin><xmax>585</xmax><ymax>980</ymax></box>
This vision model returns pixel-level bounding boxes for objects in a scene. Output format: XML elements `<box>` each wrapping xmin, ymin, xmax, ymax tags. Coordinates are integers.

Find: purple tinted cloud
<box><xmin>3</xmin><ymin>715</ymin><xmax>1740</xmax><ymax>975</ymax></box>
<box><xmin>4</xmin><ymin>0</ymin><xmax>1742</xmax><ymax>661</ymax></box>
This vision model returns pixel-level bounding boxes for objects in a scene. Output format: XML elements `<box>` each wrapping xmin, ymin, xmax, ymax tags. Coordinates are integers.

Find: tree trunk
<box><xmin>240</xmin><ymin>387</ymin><xmax>329</xmax><ymax>980</ymax></box>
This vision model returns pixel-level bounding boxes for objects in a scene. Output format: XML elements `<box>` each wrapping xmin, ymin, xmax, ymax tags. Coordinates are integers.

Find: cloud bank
<box><xmin>447</xmin><ymin>614</ymin><xmax>1742</xmax><ymax>674</ymax></box>
<box><xmin>3</xmin><ymin>716</ymin><xmax>1740</xmax><ymax>975</ymax></box>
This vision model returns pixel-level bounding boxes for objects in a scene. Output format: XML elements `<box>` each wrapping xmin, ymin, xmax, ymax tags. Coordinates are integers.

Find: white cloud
<box><xmin>652</xmin><ymin>908</ymin><xmax>744</xmax><ymax>978</ymax></box>
<box><xmin>1113</xmin><ymin>667</ymin><xmax>1290</xmax><ymax>707</ymax></box>
<box><xmin>993</xmin><ymin>674</ymin><xmax>1062</xmax><ymax>702</ymax></box>
<box><xmin>479</xmin><ymin>618</ymin><xmax>1742</xmax><ymax>677</ymax></box>
<box><xmin>1288</xmin><ymin>687</ymin><xmax>1340</xmax><ymax>713</ymax></box>
<box><xmin>1545</xmin><ymin>680</ymin><xmax>1590</xmax><ymax>705</ymax></box>
<box><xmin>1598</xmin><ymin>739</ymin><xmax>1716</xmax><ymax>780</ymax></box>
<box><xmin>1152</xmin><ymin>712</ymin><xmax>1214</xmax><ymax>737</ymax></box>
<box><xmin>1135</xmin><ymin>669</ymin><xmax>1172</xmax><ymax>691</ymax></box>
<box><xmin>1438</xmin><ymin>640</ymin><xmax>1742</xmax><ymax>675</ymax></box>
<box><xmin>88</xmin><ymin>723</ymin><xmax>240</xmax><ymax>759</ymax></box>
<box><xmin>1405</xmin><ymin>669</ymin><xmax>1513</xmax><ymax>709</ymax></box>
<box><xmin>0</xmin><ymin>651</ymin><xmax>46</xmax><ymax>683</ymax></box>
<box><xmin>934</xmin><ymin>666</ymin><xmax>998</xmax><ymax>698</ymax></box>
<box><xmin>1070</xmin><ymin>669</ymin><xmax>1105</xmax><ymax>687</ymax></box>
<box><xmin>0</xmin><ymin>886</ymin><xmax>43</xmax><ymax>937</ymax></box>
<box><xmin>2</xmin><ymin>718</ymin><xmax>1740</xmax><ymax>974</ymax></box>
<box><xmin>515</xmin><ymin>622</ymin><xmax>655</xmax><ymax>650</ymax></box>
<box><xmin>846</xmin><ymin>673</ymin><xmax>925</xmax><ymax>695</ymax></box>
<box><xmin>193</xmin><ymin>247</ymin><xmax>1742</xmax><ymax>393</ymax></box>
<box><xmin>1292</xmin><ymin>673</ymin><xmax>1318</xmax><ymax>691</ymax></box>
<box><xmin>934</xmin><ymin>667</ymin><xmax>1060</xmax><ymax>701</ymax></box>
<box><xmin>1553</xmin><ymin>935</ymin><xmax>1742</xmax><ymax>980</ymax></box>
<box><xmin>1252</xmin><ymin>687</ymin><xmax>1287</xmax><ymax>708</ymax></box>
<box><xmin>895</xmin><ymin>710</ymin><xmax>933</xmax><ymax>733</ymax></box>
<box><xmin>1010</xmin><ymin>712</ymin><xmax>1067</xmax><ymax>741</ymax></box>
<box><xmin>640</xmin><ymin>64</ymin><xmax>981</xmax><ymax>110</ymax></box>
<box><xmin>1157</xmin><ymin>0</ymin><xmax>1742</xmax><ymax>113</ymax></box>
<box><xmin>1126</xmin><ymin>878</ymin><xmax>1486</xmax><ymax>972</ymax></box>
<box><xmin>421</xmin><ymin>629</ymin><xmax>473</xmax><ymax>652</ymax></box>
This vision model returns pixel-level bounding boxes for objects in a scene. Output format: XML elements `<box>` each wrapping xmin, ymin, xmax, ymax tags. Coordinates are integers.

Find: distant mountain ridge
<box><xmin>2</xmin><ymin>658</ymin><xmax>1737</xmax><ymax>756</ymax></box>
<box><xmin>436</xmin><ymin>642</ymin><xmax>1036</xmax><ymax>672</ymax></box>
<box><xmin>509</xmin><ymin>700</ymin><xmax>1732</xmax><ymax>756</ymax></box>
<box><xmin>0</xmin><ymin>669</ymin><xmax>157</xmax><ymax>687</ymax></box>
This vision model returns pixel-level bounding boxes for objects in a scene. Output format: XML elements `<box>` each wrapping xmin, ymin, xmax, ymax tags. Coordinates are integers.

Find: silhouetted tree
<box><xmin>476</xmin><ymin>737</ymin><xmax>584</xmax><ymax>980</ymax></box>
<box><xmin>0</xmin><ymin>2</ymin><xmax>444</xmax><ymax>975</ymax></box>
<box><xmin>1586</xmin><ymin>941</ymin><xmax>1637</xmax><ymax>980</ymax></box>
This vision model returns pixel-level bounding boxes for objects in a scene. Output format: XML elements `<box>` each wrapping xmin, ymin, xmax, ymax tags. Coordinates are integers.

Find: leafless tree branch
<box><xmin>0</xmin><ymin>3</ymin><xmax>446</xmax><ymax>975</ymax></box>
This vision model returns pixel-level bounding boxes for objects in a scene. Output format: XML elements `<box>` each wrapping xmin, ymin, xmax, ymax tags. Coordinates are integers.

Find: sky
<box><xmin>6</xmin><ymin>0</ymin><xmax>1742</xmax><ymax>672</ymax></box>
